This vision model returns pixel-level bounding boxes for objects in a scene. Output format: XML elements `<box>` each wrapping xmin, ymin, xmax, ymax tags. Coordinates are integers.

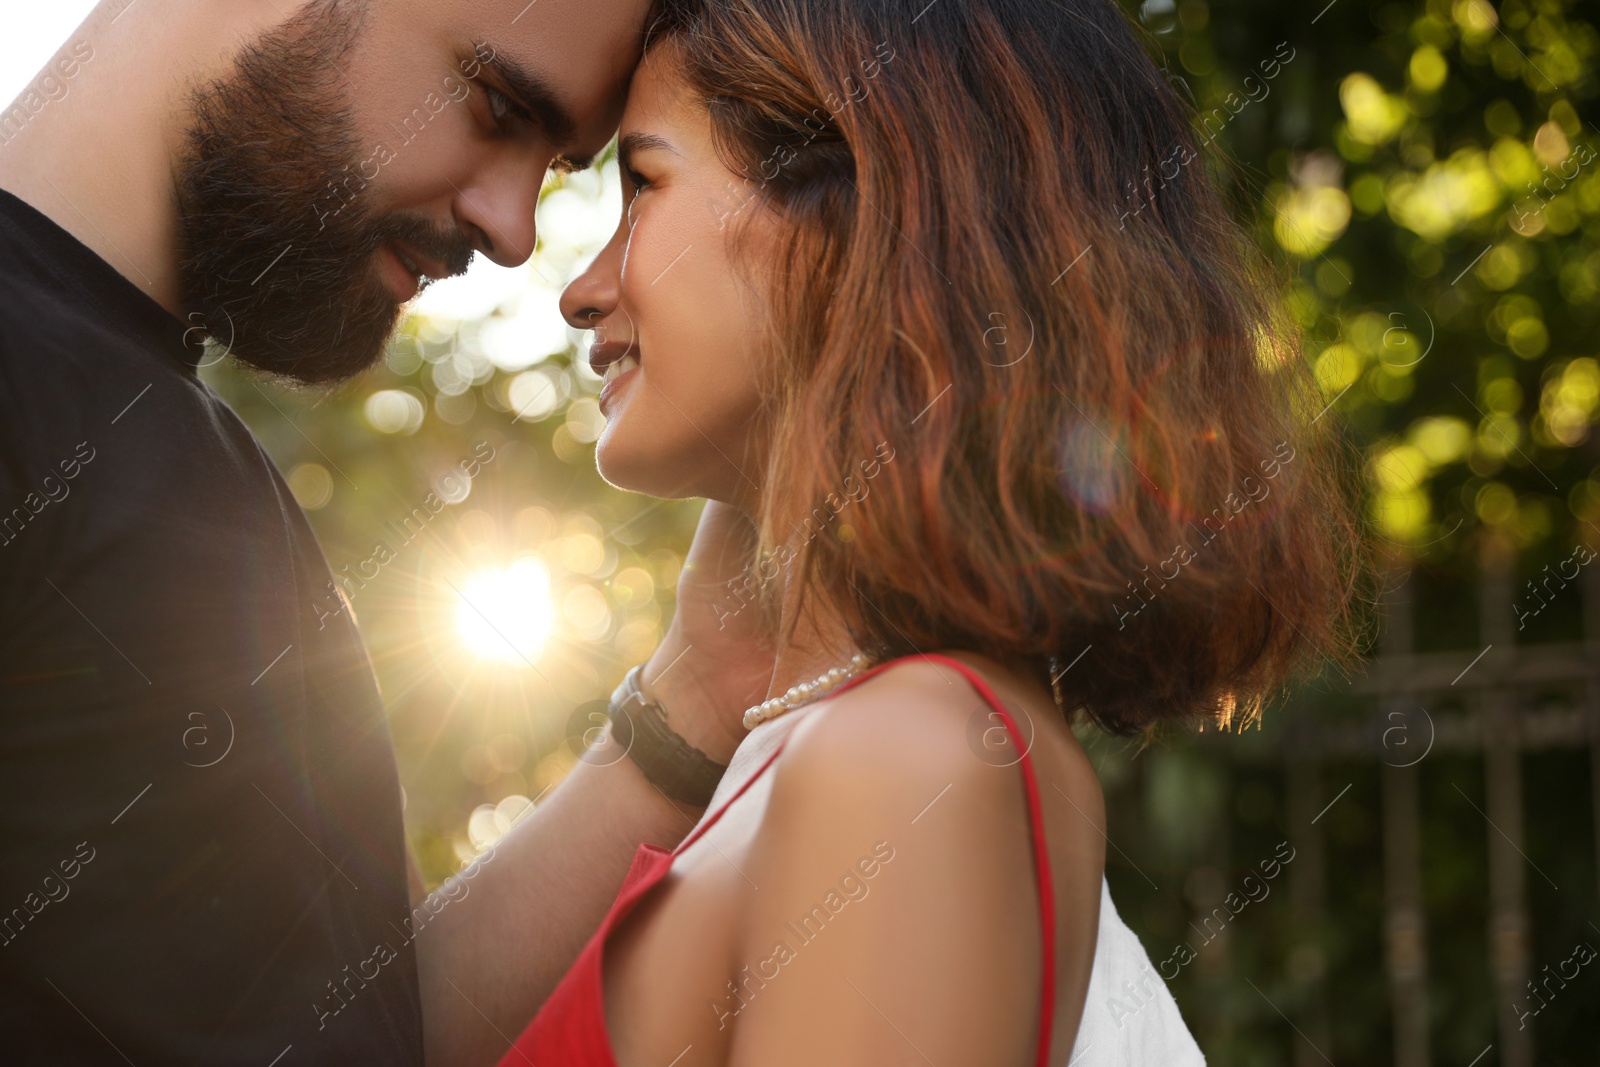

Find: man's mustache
<box><xmin>364</xmin><ymin>214</ymin><xmax>478</xmax><ymax>280</ymax></box>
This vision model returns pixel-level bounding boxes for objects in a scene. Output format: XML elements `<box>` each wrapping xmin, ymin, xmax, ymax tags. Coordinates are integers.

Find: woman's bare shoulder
<box><xmin>738</xmin><ymin>650</ymin><xmax>1106</xmax><ymax>918</ymax></box>
<box><xmin>766</xmin><ymin>653</ymin><xmax>1103</xmax><ymax>833</ymax></box>
<box><xmin>723</xmin><ymin>655</ymin><xmax>1103</xmax><ymax>1062</ymax></box>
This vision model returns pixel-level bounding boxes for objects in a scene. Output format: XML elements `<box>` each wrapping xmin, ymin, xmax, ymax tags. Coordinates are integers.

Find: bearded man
<box><xmin>0</xmin><ymin>2</ymin><xmax>773</xmax><ymax>1063</ymax></box>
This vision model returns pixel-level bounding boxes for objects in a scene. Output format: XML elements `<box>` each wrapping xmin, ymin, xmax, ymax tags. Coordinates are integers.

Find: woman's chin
<box><xmin>594</xmin><ymin>437</ymin><xmax>680</xmax><ymax>499</ymax></box>
<box><xmin>595</xmin><ymin>426</ymin><xmax>758</xmax><ymax>504</ymax></box>
<box><xmin>592</xmin><ymin>443</ymin><xmax>641</xmax><ymax>494</ymax></box>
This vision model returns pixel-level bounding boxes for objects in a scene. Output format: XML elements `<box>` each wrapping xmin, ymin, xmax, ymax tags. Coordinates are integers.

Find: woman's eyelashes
<box><xmin>622</xmin><ymin>163</ymin><xmax>653</xmax><ymax>228</ymax></box>
<box><xmin>621</xmin><ymin>161</ymin><xmax>652</xmax><ymax>193</ymax></box>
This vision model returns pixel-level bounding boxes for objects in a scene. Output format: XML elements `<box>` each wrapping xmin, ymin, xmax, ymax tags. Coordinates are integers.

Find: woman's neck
<box><xmin>764</xmin><ymin>554</ymin><xmax>865</xmax><ymax>703</ymax></box>
<box><xmin>752</xmin><ymin>531</ymin><xmax>1054</xmax><ymax>714</ymax></box>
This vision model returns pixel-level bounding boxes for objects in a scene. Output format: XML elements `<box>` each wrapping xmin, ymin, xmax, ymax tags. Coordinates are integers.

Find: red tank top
<box><xmin>497</xmin><ymin>653</ymin><xmax>1058</xmax><ymax>1066</ymax></box>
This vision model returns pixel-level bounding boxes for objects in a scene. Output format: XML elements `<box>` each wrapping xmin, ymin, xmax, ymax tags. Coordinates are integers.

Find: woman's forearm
<box><xmin>415</xmin><ymin>743</ymin><xmax>697</xmax><ymax>1067</ymax></box>
<box><xmin>414</xmin><ymin>617</ymin><xmax>763</xmax><ymax>1067</ymax></box>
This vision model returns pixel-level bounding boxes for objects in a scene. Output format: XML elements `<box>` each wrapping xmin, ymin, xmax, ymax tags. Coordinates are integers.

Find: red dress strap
<box><xmin>672</xmin><ymin>725</ymin><xmax>792</xmax><ymax>855</ymax></box>
<box><xmin>910</xmin><ymin>653</ymin><xmax>1058</xmax><ymax>1067</ymax></box>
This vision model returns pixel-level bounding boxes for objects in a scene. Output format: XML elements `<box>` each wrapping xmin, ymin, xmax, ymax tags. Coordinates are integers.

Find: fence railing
<box><xmin>1149</xmin><ymin>543</ymin><xmax>1600</xmax><ymax>1065</ymax></box>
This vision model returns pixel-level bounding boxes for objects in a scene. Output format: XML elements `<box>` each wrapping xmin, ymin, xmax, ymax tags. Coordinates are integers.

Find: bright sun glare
<box><xmin>454</xmin><ymin>559</ymin><xmax>557</xmax><ymax>664</ymax></box>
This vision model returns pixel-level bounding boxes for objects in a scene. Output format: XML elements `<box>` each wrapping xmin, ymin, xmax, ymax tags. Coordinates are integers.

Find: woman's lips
<box><xmin>598</xmin><ymin>355</ymin><xmax>640</xmax><ymax>416</ymax></box>
<box><xmin>587</xmin><ymin>340</ymin><xmax>638</xmax><ymax>377</ymax></box>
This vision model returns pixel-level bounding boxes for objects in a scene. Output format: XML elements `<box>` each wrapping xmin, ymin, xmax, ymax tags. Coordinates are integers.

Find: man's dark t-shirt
<box><xmin>0</xmin><ymin>189</ymin><xmax>423</xmax><ymax>1063</ymax></box>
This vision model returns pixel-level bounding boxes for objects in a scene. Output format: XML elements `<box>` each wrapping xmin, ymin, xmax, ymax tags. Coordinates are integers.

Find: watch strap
<box><xmin>610</xmin><ymin>665</ymin><xmax>729</xmax><ymax>807</ymax></box>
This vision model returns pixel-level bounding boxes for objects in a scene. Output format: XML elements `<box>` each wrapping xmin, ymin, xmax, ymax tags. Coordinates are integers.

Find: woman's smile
<box><xmin>589</xmin><ymin>339</ymin><xmax>641</xmax><ymax>416</ymax></box>
<box><xmin>597</xmin><ymin>353</ymin><xmax>641</xmax><ymax>415</ymax></box>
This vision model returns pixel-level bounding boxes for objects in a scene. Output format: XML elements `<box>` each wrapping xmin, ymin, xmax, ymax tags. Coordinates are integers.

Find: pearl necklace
<box><xmin>742</xmin><ymin>652</ymin><xmax>874</xmax><ymax>730</ymax></box>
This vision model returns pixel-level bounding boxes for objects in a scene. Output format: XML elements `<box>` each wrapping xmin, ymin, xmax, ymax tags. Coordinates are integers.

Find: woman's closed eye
<box><xmin>622</xmin><ymin>164</ymin><xmax>654</xmax><ymax>227</ymax></box>
<box><xmin>621</xmin><ymin>162</ymin><xmax>653</xmax><ymax>194</ymax></box>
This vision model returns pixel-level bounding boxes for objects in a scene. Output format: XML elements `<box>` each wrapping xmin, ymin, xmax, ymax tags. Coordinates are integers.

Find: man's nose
<box><xmin>450</xmin><ymin>166</ymin><xmax>540</xmax><ymax>268</ymax></box>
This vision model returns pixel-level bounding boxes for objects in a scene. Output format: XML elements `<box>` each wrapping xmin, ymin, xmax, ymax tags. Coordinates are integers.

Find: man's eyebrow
<box><xmin>475</xmin><ymin>51</ymin><xmax>587</xmax><ymax>163</ymax></box>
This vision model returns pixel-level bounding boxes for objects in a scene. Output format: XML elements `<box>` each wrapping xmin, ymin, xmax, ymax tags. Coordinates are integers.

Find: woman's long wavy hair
<box><xmin>650</xmin><ymin>0</ymin><xmax>1373</xmax><ymax>735</ymax></box>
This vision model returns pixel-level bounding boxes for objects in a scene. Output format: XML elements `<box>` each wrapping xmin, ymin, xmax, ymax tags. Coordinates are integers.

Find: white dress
<box><xmin>1066</xmin><ymin>878</ymin><xmax>1207</xmax><ymax>1065</ymax></box>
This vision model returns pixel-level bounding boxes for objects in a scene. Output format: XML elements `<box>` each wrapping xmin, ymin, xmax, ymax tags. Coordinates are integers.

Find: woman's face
<box><xmin>559</xmin><ymin>46</ymin><xmax>776</xmax><ymax>507</ymax></box>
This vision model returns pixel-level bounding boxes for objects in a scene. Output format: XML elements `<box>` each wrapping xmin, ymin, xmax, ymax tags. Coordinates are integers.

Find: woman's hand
<box><xmin>639</xmin><ymin>500</ymin><xmax>779</xmax><ymax>764</ymax></box>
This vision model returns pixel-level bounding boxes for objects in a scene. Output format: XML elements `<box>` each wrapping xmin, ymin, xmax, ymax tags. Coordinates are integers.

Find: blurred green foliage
<box><xmin>1093</xmin><ymin>0</ymin><xmax>1599</xmax><ymax>1062</ymax></box>
<box><xmin>202</xmin><ymin>0</ymin><xmax>1600</xmax><ymax>1061</ymax></box>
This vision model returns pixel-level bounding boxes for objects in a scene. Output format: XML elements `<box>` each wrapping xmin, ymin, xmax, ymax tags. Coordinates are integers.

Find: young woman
<box><xmin>502</xmin><ymin>0</ymin><xmax>1364</xmax><ymax>1063</ymax></box>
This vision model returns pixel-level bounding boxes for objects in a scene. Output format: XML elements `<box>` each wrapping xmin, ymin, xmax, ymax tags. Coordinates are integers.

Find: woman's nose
<box><xmin>560</xmin><ymin>226</ymin><xmax>625</xmax><ymax>331</ymax></box>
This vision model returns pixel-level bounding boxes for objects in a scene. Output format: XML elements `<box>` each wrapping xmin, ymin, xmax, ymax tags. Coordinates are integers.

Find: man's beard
<box><xmin>174</xmin><ymin>0</ymin><xmax>476</xmax><ymax>385</ymax></box>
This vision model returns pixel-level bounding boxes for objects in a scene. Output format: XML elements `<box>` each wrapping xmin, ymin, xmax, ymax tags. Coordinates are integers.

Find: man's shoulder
<box><xmin>0</xmin><ymin>203</ymin><xmax>99</xmax><ymax>322</ymax></box>
<box><xmin>0</xmin><ymin>268</ymin><xmax>100</xmax><ymax>489</ymax></box>
<box><xmin>0</xmin><ymin>232</ymin><xmax>257</xmax><ymax>526</ymax></box>
<box><xmin>0</xmin><ymin>226</ymin><xmax>210</xmax><ymax>443</ymax></box>
<box><xmin>0</xmin><ymin>232</ymin><xmax>129</xmax><ymax>408</ymax></box>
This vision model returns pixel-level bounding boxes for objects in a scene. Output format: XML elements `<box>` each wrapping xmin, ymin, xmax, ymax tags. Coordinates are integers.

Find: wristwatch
<box><xmin>608</xmin><ymin>665</ymin><xmax>729</xmax><ymax>807</ymax></box>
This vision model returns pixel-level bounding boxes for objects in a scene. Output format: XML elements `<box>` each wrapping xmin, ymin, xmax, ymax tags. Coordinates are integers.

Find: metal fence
<box><xmin>1093</xmin><ymin>545</ymin><xmax>1600</xmax><ymax>1065</ymax></box>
